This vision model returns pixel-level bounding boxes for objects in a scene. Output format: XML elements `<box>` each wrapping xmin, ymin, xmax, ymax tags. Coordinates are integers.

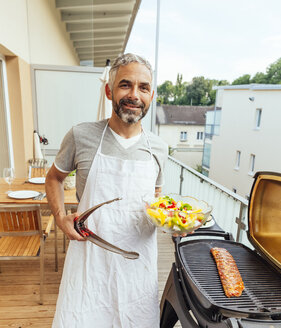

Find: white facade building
<box><xmin>206</xmin><ymin>84</ymin><xmax>281</xmax><ymax>198</ymax></box>
<box><xmin>157</xmin><ymin>105</ymin><xmax>214</xmax><ymax>169</ymax></box>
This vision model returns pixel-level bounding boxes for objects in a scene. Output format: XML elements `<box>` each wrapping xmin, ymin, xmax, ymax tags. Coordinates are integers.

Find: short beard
<box><xmin>113</xmin><ymin>98</ymin><xmax>149</xmax><ymax>124</ymax></box>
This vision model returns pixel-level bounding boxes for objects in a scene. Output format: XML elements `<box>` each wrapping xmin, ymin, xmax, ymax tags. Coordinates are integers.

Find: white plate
<box><xmin>28</xmin><ymin>177</ymin><xmax>46</xmax><ymax>184</ymax></box>
<box><xmin>8</xmin><ymin>190</ymin><xmax>40</xmax><ymax>199</ymax></box>
<box><xmin>200</xmin><ymin>218</ymin><xmax>215</xmax><ymax>229</ymax></box>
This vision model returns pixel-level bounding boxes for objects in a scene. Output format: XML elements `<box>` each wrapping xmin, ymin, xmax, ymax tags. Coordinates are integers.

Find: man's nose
<box><xmin>128</xmin><ymin>85</ymin><xmax>140</xmax><ymax>100</ymax></box>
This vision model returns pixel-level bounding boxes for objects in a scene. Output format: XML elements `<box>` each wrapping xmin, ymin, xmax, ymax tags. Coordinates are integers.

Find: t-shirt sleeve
<box><xmin>54</xmin><ymin>128</ymin><xmax>76</xmax><ymax>173</ymax></box>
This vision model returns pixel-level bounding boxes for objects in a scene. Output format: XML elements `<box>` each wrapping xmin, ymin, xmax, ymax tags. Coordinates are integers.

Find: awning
<box><xmin>55</xmin><ymin>0</ymin><xmax>141</xmax><ymax>67</ymax></box>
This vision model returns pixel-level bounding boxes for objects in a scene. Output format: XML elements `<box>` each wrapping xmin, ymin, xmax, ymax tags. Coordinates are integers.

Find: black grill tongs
<box><xmin>74</xmin><ymin>197</ymin><xmax>139</xmax><ymax>260</ymax></box>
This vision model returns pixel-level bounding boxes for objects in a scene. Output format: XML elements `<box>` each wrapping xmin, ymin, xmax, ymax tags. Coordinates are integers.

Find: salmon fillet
<box><xmin>210</xmin><ymin>247</ymin><xmax>244</xmax><ymax>297</ymax></box>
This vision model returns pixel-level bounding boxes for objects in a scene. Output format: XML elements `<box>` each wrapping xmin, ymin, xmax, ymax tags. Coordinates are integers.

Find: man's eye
<box><xmin>120</xmin><ymin>83</ymin><xmax>129</xmax><ymax>88</ymax></box>
<box><xmin>141</xmin><ymin>86</ymin><xmax>149</xmax><ymax>91</ymax></box>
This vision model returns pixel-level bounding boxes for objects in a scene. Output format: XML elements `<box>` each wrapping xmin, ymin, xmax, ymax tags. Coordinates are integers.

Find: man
<box><xmin>46</xmin><ymin>53</ymin><xmax>168</xmax><ymax>327</ymax></box>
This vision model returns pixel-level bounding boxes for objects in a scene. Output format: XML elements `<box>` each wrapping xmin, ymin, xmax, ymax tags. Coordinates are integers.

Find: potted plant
<box><xmin>64</xmin><ymin>170</ymin><xmax>76</xmax><ymax>190</ymax></box>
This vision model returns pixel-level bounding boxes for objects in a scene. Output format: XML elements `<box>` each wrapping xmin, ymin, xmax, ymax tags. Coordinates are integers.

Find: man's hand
<box><xmin>155</xmin><ymin>187</ymin><xmax>162</xmax><ymax>197</ymax></box>
<box><xmin>46</xmin><ymin>165</ymin><xmax>85</xmax><ymax>241</ymax></box>
<box><xmin>56</xmin><ymin>212</ymin><xmax>85</xmax><ymax>241</ymax></box>
<box><xmin>172</xmin><ymin>232</ymin><xmax>188</xmax><ymax>237</ymax></box>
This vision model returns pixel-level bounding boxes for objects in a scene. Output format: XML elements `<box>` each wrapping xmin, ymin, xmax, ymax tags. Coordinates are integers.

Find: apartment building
<box><xmin>156</xmin><ymin>104</ymin><xmax>214</xmax><ymax>169</ymax></box>
<box><xmin>203</xmin><ymin>84</ymin><xmax>281</xmax><ymax>198</ymax></box>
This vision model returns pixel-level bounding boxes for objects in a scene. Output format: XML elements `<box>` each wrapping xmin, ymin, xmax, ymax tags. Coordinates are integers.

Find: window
<box><xmin>197</xmin><ymin>131</ymin><xmax>204</xmax><ymax>140</ymax></box>
<box><xmin>249</xmin><ymin>154</ymin><xmax>255</xmax><ymax>175</ymax></box>
<box><xmin>255</xmin><ymin>109</ymin><xmax>262</xmax><ymax>129</ymax></box>
<box><xmin>235</xmin><ymin>151</ymin><xmax>241</xmax><ymax>169</ymax></box>
<box><xmin>205</xmin><ymin>108</ymin><xmax>221</xmax><ymax>138</ymax></box>
<box><xmin>180</xmin><ymin>131</ymin><xmax>187</xmax><ymax>141</ymax></box>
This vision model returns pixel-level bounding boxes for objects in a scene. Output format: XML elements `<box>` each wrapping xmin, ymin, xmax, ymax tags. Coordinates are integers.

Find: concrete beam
<box><xmin>78</xmin><ymin>51</ymin><xmax>119</xmax><ymax>60</ymax></box>
<box><xmin>70</xmin><ymin>32</ymin><xmax>125</xmax><ymax>41</ymax></box>
<box><xmin>76</xmin><ymin>46</ymin><xmax>122</xmax><ymax>55</ymax></box>
<box><xmin>74</xmin><ymin>40</ymin><xmax>122</xmax><ymax>48</ymax></box>
<box><xmin>61</xmin><ymin>11</ymin><xmax>131</xmax><ymax>23</ymax></box>
<box><xmin>66</xmin><ymin>22</ymin><xmax>127</xmax><ymax>33</ymax></box>
<box><xmin>56</xmin><ymin>0</ymin><xmax>133</xmax><ymax>10</ymax></box>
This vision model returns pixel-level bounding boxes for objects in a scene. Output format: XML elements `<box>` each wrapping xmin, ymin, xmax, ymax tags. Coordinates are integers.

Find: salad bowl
<box><xmin>144</xmin><ymin>194</ymin><xmax>213</xmax><ymax>235</ymax></box>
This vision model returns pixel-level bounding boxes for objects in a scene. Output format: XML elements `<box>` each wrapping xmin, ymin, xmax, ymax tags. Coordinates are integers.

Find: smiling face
<box><xmin>106</xmin><ymin>62</ymin><xmax>154</xmax><ymax>124</ymax></box>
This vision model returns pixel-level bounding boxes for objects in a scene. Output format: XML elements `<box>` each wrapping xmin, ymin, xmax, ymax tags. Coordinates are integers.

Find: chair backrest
<box><xmin>28</xmin><ymin>159</ymin><xmax>48</xmax><ymax>178</ymax></box>
<box><xmin>0</xmin><ymin>205</ymin><xmax>43</xmax><ymax>237</ymax></box>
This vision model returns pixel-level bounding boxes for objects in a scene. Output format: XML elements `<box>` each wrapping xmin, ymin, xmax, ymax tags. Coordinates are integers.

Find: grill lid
<box><xmin>248</xmin><ymin>171</ymin><xmax>281</xmax><ymax>271</ymax></box>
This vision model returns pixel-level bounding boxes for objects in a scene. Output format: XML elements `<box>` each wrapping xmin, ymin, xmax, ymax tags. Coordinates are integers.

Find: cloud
<box><xmin>232</xmin><ymin>57</ymin><xmax>274</xmax><ymax>77</ymax></box>
<box><xmin>127</xmin><ymin>0</ymin><xmax>281</xmax><ymax>84</ymax></box>
<box><xmin>157</xmin><ymin>52</ymin><xmax>199</xmax><ymax>84</ymax></box>
<box><xmin>136</xmin><ymin>9</ymin><xmax>157</xmax><ymax>25</ymax></box>
<box><xmin>262</xmin><ymin>35</ymin><xmax>281</xmax><ymax>49</ymax></box>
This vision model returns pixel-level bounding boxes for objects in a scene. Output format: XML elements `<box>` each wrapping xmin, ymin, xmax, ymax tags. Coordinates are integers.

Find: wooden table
<box><xmin>0</xmin><ymin>178</ymin><xmax>78</xmax><ymax>269</ymax></box>
<box><xmin>0</xmin><ymin>178</ymin><xmax>78</xmax><ymax>210</ymax></box>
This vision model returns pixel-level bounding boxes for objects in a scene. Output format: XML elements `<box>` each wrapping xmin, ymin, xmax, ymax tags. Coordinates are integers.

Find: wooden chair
<box><xmin>0</xmin><ymin>204</ymin><xmax>57</xmax><ymax>304</ymax></box>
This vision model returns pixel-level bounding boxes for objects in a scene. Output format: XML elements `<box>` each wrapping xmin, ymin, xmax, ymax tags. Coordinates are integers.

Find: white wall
<box><xmin>209</xmin><ymin>88</ymin><xmax>281</xmax><ymax>197</ymax></box>
<box><xmin>158</xmin><ymin>124</ymin><xmax>205</xmax><ymax>168</ymax></box>
<box><xmin>171</xmin><ymin>150</ymin><xmax>203</xmax><ymax>169</ymax></box>
<box><xmin>0</xmin><ymin>0</ymin><xmax>78</xmax><ymax>65</ymax></box>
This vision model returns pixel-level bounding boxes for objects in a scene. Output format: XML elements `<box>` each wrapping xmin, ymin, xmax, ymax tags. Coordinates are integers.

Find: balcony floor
<box><xmin>0</xmin><ymin>223</ymin><xmax>181</xmax><ymax>327</ymax></box>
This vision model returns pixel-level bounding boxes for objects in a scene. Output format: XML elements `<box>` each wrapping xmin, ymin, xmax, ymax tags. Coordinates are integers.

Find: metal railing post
<box><xmin>235</xmin><ymin>203</ymin><xmax>247</xmax><ymax>242</ymax></box>
<box><xmin>179</xmin><ymin>166</ymin><xmax>184</xmax><ymax>195</ymax></box>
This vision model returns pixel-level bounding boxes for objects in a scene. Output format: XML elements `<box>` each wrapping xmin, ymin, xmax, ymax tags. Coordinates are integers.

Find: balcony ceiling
<box><xmin>55</xmin><ymin>0</ymin><xmax>141</xmax><ymax>67</ymax></box>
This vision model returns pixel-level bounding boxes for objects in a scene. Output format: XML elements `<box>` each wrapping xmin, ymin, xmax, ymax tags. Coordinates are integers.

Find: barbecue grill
<box><xmin>160</xmin><ymin>171</ymin><xmax>281</xmax><ymax>327</ymax></box>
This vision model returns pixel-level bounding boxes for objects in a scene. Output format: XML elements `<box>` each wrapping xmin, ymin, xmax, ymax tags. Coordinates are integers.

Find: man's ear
<box><xmin>105</xmin><ymin>84</ymin><xmax>112</xmax><ymax>100</ymax></box>
<box><xmin>150</xmin><ymin>90</ymin><xmax>155</xmax><ymax>101</ymax></box>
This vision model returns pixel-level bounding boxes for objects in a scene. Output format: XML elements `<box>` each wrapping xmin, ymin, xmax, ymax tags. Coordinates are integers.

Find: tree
<box><xmin>173</xmin><ymin>74</ymin><xmax>187</xmax><ymax>105</ymax></box>
<box><xmin>157</xmin><ymin>80</ymin><xmax>174</xmax><ymax>104</ymax></box>
<box><xmin>250</xmin><ymin>72</ymin><xmax>268</xmax><ymax>84</ymax></box>
<box><xmin>266</xmin><ymin>58</ymin><xmax>281</xmax><ymax>84</ymax></box>
<box><xmin>232</xmin><ymin>74</ymin><xmax>251</xmax><ymax>85</ymax></box>
<box><xmin>185</xmin><ymin>76</ymin><xmax>206</xmax><ymax>105</ymax></box>
<box><xmin>208</xmin><ymin>79</ymin><xmax>229</xmax><ymax>104</ymax></box>
<box><xmin>157</xmin><ymin>57</ymin><xmax>281</xmax><ymax>106</ymax></box>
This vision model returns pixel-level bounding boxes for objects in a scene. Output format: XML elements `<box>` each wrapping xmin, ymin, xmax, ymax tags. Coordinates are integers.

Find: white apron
<box><xmin>52</xmin><ymin>123</ymin><xmax>159</xmax><ymax>328</ymax></box>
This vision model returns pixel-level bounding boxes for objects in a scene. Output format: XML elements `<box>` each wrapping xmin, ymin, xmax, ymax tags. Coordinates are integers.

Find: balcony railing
<box><xmin>163</xmin><ymin>156</ymin><xmax>250</xmax><ymax>246</ymax></box>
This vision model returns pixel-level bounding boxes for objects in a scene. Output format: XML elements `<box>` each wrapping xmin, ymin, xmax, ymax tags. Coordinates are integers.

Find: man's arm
<box><xmin>45</xmin><ymin>164</ymin><xmax>84</xmax><ymax>241</ymax></box>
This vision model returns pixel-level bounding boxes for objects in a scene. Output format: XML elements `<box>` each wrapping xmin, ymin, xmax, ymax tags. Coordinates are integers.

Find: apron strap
<box><xmin>96</xmin><ymin>121</ymin><xmax>109</xmax><ymax>155</ymax></box>
<box><xmin>142</xmin><ymin>128</ymin><xmax>153</xmax><ymax>160</ymax></box>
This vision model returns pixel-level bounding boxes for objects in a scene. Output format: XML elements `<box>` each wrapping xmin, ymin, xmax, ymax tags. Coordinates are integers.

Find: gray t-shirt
<box><xmin>55</xmin><ymin>120</ymin><xmax>168</xmax><ymax>200</ymax></box>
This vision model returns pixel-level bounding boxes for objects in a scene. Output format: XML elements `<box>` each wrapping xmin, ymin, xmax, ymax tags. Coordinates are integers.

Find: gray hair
<box><xmin>108</xmin><ymin>53</ymin><xmax>153</xmax><ymax>90</ymax></box>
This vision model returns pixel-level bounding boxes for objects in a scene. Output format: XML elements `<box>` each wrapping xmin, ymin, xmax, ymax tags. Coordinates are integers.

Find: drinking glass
<box><xmin>3</xmin><ymin>167</ymin><xmax>15</xmax><ymax>193</ymax></box>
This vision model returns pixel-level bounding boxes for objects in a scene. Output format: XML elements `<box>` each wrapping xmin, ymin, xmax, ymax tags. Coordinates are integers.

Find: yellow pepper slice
<box><xmin>147</xmin><ymin>208</ymin><xmax>167</xmax><ymax>226</ymax></box>
<box><xmin>147</xmin><ymin>209</ymin><xmax>161</xmax><ymax>219</ymax></box>
<box><xmin>157</xmin><ymin>208</ymin><xmax>166</xmax><ymax>225</ymax></box>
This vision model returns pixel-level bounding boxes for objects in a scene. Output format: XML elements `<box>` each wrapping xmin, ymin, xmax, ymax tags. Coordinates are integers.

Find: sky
<box><xmin>126</xmin><ymin>0</ymin><xmax>281</xmax><ymax>85</ymax></box>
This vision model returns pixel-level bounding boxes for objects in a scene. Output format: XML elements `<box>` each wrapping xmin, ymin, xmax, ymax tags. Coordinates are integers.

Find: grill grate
<box><xmin>178</xmin><ymin>239</ymin><xmax>281</xmax><ymax>317</ymax></box>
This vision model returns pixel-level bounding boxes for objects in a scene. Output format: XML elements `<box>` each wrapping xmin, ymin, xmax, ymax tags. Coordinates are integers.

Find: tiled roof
<box><xmin>156</xmin><ymin>105</ymin><xmax>215</xmax><ymax>125</ymax></box>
